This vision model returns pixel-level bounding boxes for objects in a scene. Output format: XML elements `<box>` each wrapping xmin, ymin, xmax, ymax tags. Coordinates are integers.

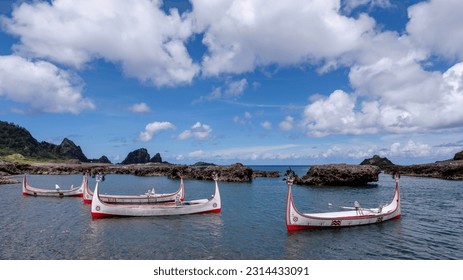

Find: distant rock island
<box><xmin>360</xmin><ymin>155</ymin><xmax>395</xmax><ymax>169</ymax></box>
<box><xmin>120</xmin><ymin>148</ymin><xmax>165</xmax><ymax>164</ymax></box>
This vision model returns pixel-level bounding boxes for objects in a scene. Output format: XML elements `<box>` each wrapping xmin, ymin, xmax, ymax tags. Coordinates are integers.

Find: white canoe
<box><xmin>83</xmin><ymin>175</ymin><xmax>185</xmax><ymax>204</ymax></box>
<box><xmin>91</xmin><ymin>177</ymin><xmax>221</xmax><ymax>218</ymax></box>
<box><xmin>285</xmin><ymin>174</ymin><xmax>401</xmax><ymax>231</ymax></box>
<box><xmin>22</xmin><ymin>175</ymin><xmax>84</xmax><ymax>197</ymax></box>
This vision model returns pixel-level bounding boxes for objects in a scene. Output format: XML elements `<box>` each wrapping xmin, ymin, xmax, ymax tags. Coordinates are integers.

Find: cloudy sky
<box><xmin>1</xmin><ymin>0</ymin><xmax>462</xmax><ymax>165</ymax></box>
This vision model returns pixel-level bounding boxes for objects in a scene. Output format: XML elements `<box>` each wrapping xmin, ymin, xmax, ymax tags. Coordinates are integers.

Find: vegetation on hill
<box><xmin>0</xmin><ymin>120</ymin><xmax>87</xmax><ymax>162</ymax></box>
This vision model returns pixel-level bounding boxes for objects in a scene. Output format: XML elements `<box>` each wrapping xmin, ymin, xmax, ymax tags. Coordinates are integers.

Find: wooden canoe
<box><xmin>91</xmin><ymin>177</ymin><xmax>221</xmax><ymax>219</ymax></box>
<box><xmin>286</xmin><ymin>174</ymin><xmax>401</xmax><ymax>231</ymax></box>
<box><xmin>83</xmin><ymin>175</ymin><xmax>185</xmax><ymax>204</ymax></box>
<box><xmin>22</xmin><ymin>175</ymin><xmax>84</xmax><ymax>197</ymax></box>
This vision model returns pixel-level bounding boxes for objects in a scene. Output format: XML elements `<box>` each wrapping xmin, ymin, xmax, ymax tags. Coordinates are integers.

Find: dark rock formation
<box><xmin>90</xmin><ymin>155</ymin><xmax>111</xmax><ymax>164</ymax></box>
<box><xmin>296</xmin><ymin>164</ymin><xmax>381</xmax><ymax>186</ymax></box>
<box><xmin>54</xmin><ymin>138</ymin><xmax>88</xmax><ymax>162</ymax></box>
<box><xmin>150</xmin><ymin>153</ymin><xmax>162</xmax><ymax>163</ymax></box>
<box><xmin>360</xmin><ymin>155</ymin><xmax>394</xmax><ymax>169</ymax></box>
<box><xmin>453</xmin><ymin>150</ymin><xmax>463</xmax><ymax>161</ymax></box>
<box><xmin>121</xmin><ymin>148</ymin><xmax>150</xmax><ymax>164</ymax></box>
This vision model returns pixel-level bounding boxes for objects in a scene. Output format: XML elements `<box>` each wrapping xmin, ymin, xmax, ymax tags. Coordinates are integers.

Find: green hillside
<box><xmin>0</xmin><ymin>120</ymin><xmax>88</xmax><ymax>162</ymax></box>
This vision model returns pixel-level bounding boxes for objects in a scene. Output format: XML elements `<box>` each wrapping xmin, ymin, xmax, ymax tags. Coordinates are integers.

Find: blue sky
<box><xmin>1</xmin><ymin>0</ymin><xmax>463</xmax><ymax>165</ymax></box>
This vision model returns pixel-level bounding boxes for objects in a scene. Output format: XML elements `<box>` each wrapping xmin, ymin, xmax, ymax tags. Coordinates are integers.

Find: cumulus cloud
<box><xmin>300</xmin><ymin>0</ymin><xmax>463</xmax><ymax>137</ymax></box>
<box><xmin>178</xmin><ymin>122</ymin><xmax>212</xmax><ymax>140</ymax></box>
<box><xmin>0</xmin><ymin>55</ymin><xmax>94</xmax><ymax>114</ymax></box>
<box><xmin>2</xmin><ymin>0</ymin><xmax>199</xmax><ymax>86</ymax></box>
<box><xmin>139</xmin><ymin>121</ymin><xmax>175</xmax><ymax>141</ymax></box>
<box><xmin>407</xmin><ymin>0</ymin><xmax>463</xmax><ymax>60</ymax></box>
<box><xmin>128</xmin><ymin>102</ymin><xmax>152</xmax><ymax>113</ymax></box>
<box><xmin>302</xmin><ymin>59</ymin><xmax>463</xmax><ymax>137</ymax></box>
<box><xmin>261</xmin><ymin>121</ymin><xmax>272</xmax><ymax>130</ymax></box>
<box><xmin>279</xmin><ymin>116</ymin><xmax>294</xmax><ymax>131</ymax></box>
<box><xmin>233</xmin><ymin>111</ymin><xmax>252</xmax><ymax>125</ymax></box>
<box><xmin>192</xmin><ymin>0</ymin><xmax>375</xmax><ymax>76</ymax></box>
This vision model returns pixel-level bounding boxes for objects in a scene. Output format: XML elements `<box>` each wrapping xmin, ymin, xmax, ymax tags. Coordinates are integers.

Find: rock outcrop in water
<box><xmin>295</xmin><ymin>164</ymin><xmax>381</xmax><ymax>186</ymax></box>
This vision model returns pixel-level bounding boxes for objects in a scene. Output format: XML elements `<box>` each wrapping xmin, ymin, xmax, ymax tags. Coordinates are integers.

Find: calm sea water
<box><xmin>0</xmin><ymin>166</ymin><xmax>462</xmax><ymax>260</ymax></box>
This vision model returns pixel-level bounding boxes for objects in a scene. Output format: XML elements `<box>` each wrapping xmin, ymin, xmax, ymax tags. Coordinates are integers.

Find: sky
<box><xmin>0</xmin><ymin>0</ymin><xmax>463</xmax><ymax>165</ymax></box>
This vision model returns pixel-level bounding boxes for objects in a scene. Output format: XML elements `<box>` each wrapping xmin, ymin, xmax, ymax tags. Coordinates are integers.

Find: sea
<box><xmin>0</xmin><ymin>165</ymin><xmax>462</xmax><ymax>260</ymax></box>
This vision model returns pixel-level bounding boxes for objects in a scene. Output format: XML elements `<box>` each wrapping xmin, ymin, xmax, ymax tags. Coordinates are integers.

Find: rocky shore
<box><xmin>0</xmin><ymin>161</ymin><xmax>280</xmax><ymax>184</ymax></box>
<box><xmin>362</xmin><ymin>152</ymin><xmax>463</xmax><ymax>180</ymax></box>
<box><xmin>383</xmin><ymin>160</ymin><xmax>463</xmax><ymax>180</ymax></box>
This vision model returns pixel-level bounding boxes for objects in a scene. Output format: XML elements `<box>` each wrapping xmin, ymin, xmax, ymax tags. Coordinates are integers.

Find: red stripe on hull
<box><xmin>391</xmin><ymin>214</ymin><xmax>401</xmax><ymax>220</ymax></box>
<box><xmin>83</xmin><ymin>199</ymin><xmax>92</xmax><ymax>204</ymax></box>
<box><xmin>200</xmin><ymin>208</ymin><xmax>222</xmax><ymax>214</ymax></box>
<box><xmin>91</xmin><ymin>212</ymin><xmax>114</xmax><ymax>219</ymax></box>
<box><xmin>286</xmin><ymin>224</ymin><xmax>319</xmax><ymax>231</ymax></box>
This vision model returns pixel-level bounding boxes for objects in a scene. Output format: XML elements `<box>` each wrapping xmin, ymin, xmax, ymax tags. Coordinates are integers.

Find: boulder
<box><xmin>297</xmin><ymin>164</ymin><xmax>381</xmax><ymax>186</ymax></box>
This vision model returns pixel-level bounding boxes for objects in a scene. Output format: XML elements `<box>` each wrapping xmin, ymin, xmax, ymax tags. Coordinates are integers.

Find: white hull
<box><xmin>83</xmin><ymin>176</ymin><xmax>185</xmax><ymax>204</ymax></box>
<box><xmin>286</xmin><ymin>176</ymin><xmax>401</xmax><ymax>231</ymax></box>
<box><xmin>91</xmin><ymin>179</ymin><xmax>221</xmax><ymax>218</ymax></box>
<box><xmin>22</xmin><ymin>175</ymin><xmax>84</xmax><ymax>197</ymax></box>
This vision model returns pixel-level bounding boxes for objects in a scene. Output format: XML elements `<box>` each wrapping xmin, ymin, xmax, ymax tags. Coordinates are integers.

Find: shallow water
<box><xmin>1</xmin><ymin>166</ymin><xmax>462</xmax><ymax>260</ymax></box>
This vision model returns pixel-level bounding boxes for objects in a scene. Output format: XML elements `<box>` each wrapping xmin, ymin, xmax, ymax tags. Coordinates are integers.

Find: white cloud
<box><xmin>300</xmin><ymin>1</ymin><xmax>463</xmax><ymax>138</ymax></box>
<box><xmin>139</xmin><ymin>121</ymin><xmax>175</xmax><ymax>142</ymax></box>
<box><xmin>342</xmin><ymin>0</ymin><xmax>392</xmax><ymax>14</ymax></box>
<box><xmin>233</xmin><ymin>111</ymin><xmax>252</xmax><ymax>125</ymax></box>
<box><xmin>0</xmin><ymin>55</ymin><xmax>94</xmax><ymax>114</ymax></box>
<box><xmin>279</xmin><ymin>116</ymin><xmax>294</xmax><ymax>131</ymax></box>
<box><xmin>2</xmin><ymin>0</ymin><xmax>199</xmax><ymax>86</ymax></box>
<box><xmin>128</xmin><ymin>102</ymin><xmax>151</xmax><ymax>113</ymax></box>
<box><xmin>194</xmin><ymin>78</ymin><xmax>248</xmax><ymax>103</ymax></box>
<box><xmin>192</xmin><ymin>0</ymin><xmax>375</xmax><ymax>75</ymax></box>
<box><xmin>301</xmin><ymin>90</ymin><xmax>379</xmax><ymax>136</ymax></box>
<box><xmin>261</xmin><ymin>121</ymin><xmax>272</xmax><ymax>130</ymax></box>
<box><xmin>407</xmin><ymin>0</ymin><xmax>463</xmax><ymax>61</ymax></box>
<box><xmin>302</xmin><ymin>60</ymin><xmax>463</xmax><ymax>136</ymax></box>
<box><xmin>178</xmin><ymin>122</ymin><xmax>212</xmax><ymax>140</ymax></box>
